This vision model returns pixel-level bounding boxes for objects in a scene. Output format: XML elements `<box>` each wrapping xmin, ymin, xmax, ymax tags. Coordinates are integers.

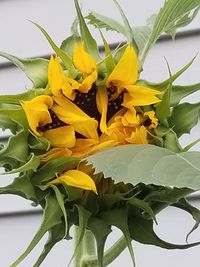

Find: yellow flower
<box><xmin>20</xmin><ymin>95</ymin><xmax>53</xmax><ymax>136</ymax></box>
<box><xmin>143</xmin><ymin>111</ymin><xmax>158</xmax><ymax>129</ymax></box>
<box><xmin>50</xmin><ymin>169</ymin><xmax>97</xmax><ymax>194</ymax></box>
<box><xmin>106</xmin><ymin>45</ymin><xmax>161</xmax><ymax>108</ymax></box>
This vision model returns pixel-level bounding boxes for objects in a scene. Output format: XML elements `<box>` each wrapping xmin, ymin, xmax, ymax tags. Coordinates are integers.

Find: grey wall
<box><xmin>0</xmin><ymin>1</ymin><xmax>200</xmax><ymax>266</ymax></box>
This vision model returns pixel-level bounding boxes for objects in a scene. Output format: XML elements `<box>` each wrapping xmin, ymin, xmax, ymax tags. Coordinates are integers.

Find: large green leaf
<box><xmin>0</xmin><ymin>51</ymin><xmax>48</xmax><ymax>88</ymax></box>
<box><xmin>140</xmin><ymin>0</ymin><xmax>200</xmax><ymax>64</ymax></box>
<box><xmin>86</xmin><ymin>144</ymin><xmax>200</xmax><ymax>190</ymax></box>
<box><xmin>168</xmin><ymin>102</ymin><xmax>200</xmax><ymax>137</ymax></box>
<box><xmin>11</xmin><ymin>194</ymin><xmax>63</xmax><ymax>267</ymax></box>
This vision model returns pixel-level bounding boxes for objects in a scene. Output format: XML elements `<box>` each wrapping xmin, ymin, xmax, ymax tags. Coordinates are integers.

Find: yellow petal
<box><xmin>106</xmin><ymin>45</ymin><xmax>138</xmax><ymax>88</ymax></box>
<box><xmin>123</xmin><ymin>85</ymin><xmax>161</xmax><ymax>107</ymax></box>
<box><xmin>121</xmin><ymin>107</ymin><xmax>140</xmax><ymax>127</ymax></box>
<box><xmin>48</xmin><ymin>56</ymin><xmax>80</xmax><ymax>100</ymax></box>
<box><xmin>79</xmin><ymin>70</ymin><xmax>98</xmax><ymax>93</ymax></box>
<box><xmin>73</xmin><ymin>42</ymin><xmax>97</xmax><ymax>78</ymax></box>
<box><xmin>52</xmin><ymin>96</ymin><xmax>99</xmax><ymax>139</ymax></box>
<box><xmin>96</xmin><ymin>86</ymin><xmax>108</xmax><ymax>133</ymax></box>
<box><xmin>51</xmin><ymin>169</ymin><xmax>97</xmax><ymax>194</ymax></box>
<box><xmin>44</xmin><ymin>126</ymin><xmax>76</xmax><ymax>147</ymax></box>
<box><xmin>20</xmin><ymin>95</ymin><xmax>53</xmax><ymax>136</ymax></box>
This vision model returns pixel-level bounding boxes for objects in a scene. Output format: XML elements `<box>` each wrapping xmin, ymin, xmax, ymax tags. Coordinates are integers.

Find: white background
<box><xmin>0</xmin><ymin>0</ymin><xmax>200</xmax><ymax>266</ymax></box>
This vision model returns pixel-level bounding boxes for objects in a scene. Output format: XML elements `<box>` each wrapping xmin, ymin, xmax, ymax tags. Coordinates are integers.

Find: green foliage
<box><xmin>169</xmin><ymin>102</ymin><xmax>200</xmax><ymax>137</ymax></box>
<box><xmin>87</xmin><ymin>144</ymin><xmax>200</xmax><ymax>190</ymax></box>
<box><xmin>0</xmin><ymin>52</ymin><xmax>48</xmax><ymax>88</ymax></box>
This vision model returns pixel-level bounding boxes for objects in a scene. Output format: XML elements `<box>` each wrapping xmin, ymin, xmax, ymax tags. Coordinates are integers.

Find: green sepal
<box><xmin>0</xmin><ymin>51</ymin><xmax>48</xmax><ymax>88</ymax></box>
<box><xmin>0</xmin><ymin>172</ymin><xmax>37</xmax><ymax>201</ymax></box>
<box><xmin>128</xmin><ymin>197</ymin><xmax>157</xmax><ymax>223</ymax></box>
<box><xmin>28</xmin><ymin>134</ymin><xmax>50</xmax><ymax>153</ymax></box>
<box><xmin>113</xmin><ymin>0</ymin><xmax>138</xmax><ymax>54</ymax></box>
<box><xmin>129</xmin><ymin>214</ymin><xmax>200</xmax><ymax>249</ymax></box>
<box><xmin>88</xmin><ymin>217</ymin><xmax>112</xmax><ymax>267</ymax></box>
<box><xmin>163</xmin><ymin>129</ymin><xmax>182</xmax><ymax>153</ymax></box>
<box><xmin>0</xmin><ymin>103</ymin><xmax>28</xmax><ymax>130</ymax></box>
<box><xmin>99</xmin><ymin>30</ymin><xmax>115</xmax><ymax>77</ymax></box>
<box><xmin>60</xmin><ymin>34</ymin><xmax>81</xmax><ymax>57</ymax></box>
<box><xmin>31</xmin><ymin>156</ymin><xmax>79</xmax><ymax>185</ymax></box>
<box><xmin>50</xmin><ymin>185</ymin><xmax>69</xmax><ymax>238</ymax></box>
<box><xmin>10</xmin><ymin>193</ymin><xmax>63</xmax><ymax>267</ymax></box>
<box><xmin>33</xmin><ymin>223</ymin><xmax>66</xmax><ymax>267</ymax></box>
<box><xmin>0</xmin><ymin>88</ymin><xmax>49</xmax><ymax>104</ymax></box>
<box><xmin>173</xmin><ymin>198</ymin><xmax>200</xmax><ymax>242</ymax></box>
<box><xmin>31</xmin><ymin>21</ymin><xmax>74</xmax><ymax>73</ymax></box>
<box><xmin>0</xmin><ymin>114</ymin><xmax>18</xmax><ymax>134</ymax></box>
<box><xmin>0</xmin><ymin>130</ymin><xmax>28</xmax><ymax>169</ymax></box>
<box><xmin>74</xmin><ymin>0</ymin><xmax>101</xmax><ymax>61</ymax></box>
<box><xmin>168</xmin><ymin>102</ymin><xmax>200</xmax><ymax>137</ymax></box>
<box><xmin>100</xmin><ymin>208</ymin><xmax>136</xmax><ymax>266</ymax></box>
<box><xmin>0</xmin><ymin>153</ymin><xmax>40</xmax><ymax>174</ymax></box>
<box><xmin>62</xmin><ymin>184</ymin><xmax>83</xmax><ymax>201</ymax></box>
<box><xmin>67</xmin><ymin>205</ymin><xmax>92</xmax><ymax>267</ymax></box>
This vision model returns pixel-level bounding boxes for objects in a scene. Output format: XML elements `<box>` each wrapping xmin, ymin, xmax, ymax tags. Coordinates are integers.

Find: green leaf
<box><xmin>31</xmin><ymin>156</ymin><xmax>79</xmax><ymax>185</ymax></box>
<box><xmin>0</xmin><ymin>172</ymin><xmax>37</xmax><ymax>201</ymax></box>
<box><xmin>10</xmin><ymin>194</ymin><xmax>63</xmax><ymax>267</ymax></box>
<box><xmin>74</xmin><ymin>0</ymin><xmax>101</xmax><ymax>61</ymax></box>
<box><xmin>71</xmin><ymin>16</ymin><xmax>79</xmax><ymax>36</ymax></box>
<box><xmin>86</xmin><ymin>12</ymin><xmax>126</xmax><ymax>35</ymax></box>
<box><xmin>87</xmin><ymin>144</ymin><xmax>200</xmax><ymax>190</ymax></box>
<box><xmin>31</xmin><ymin>21</ymin><xmax>73</xmax><ymax>71</ymax></box>
<box><xmin>171</xmin><ymin>82</ymin><xmax>200</xmax><ymax>107</ymax></box>
<box><xmin>168</xmin><ymin>102</ymin><xmax>200</xmax><ymax>137</ymax></box>
<box><xmin>129</xmin><ymin>214</ymin><xmax>200</xmax><ymax>249</ymax></box>
<box><xmin>100</xmin><ymin>208</ymin><xmax>136</xmax><ymax>266</ymax></box>
<box><xmin>0</xmin><ymin>51</ymin><xmax>48</xmax><ymax>88</ymax></box>
<box><xmin>28</xmin><ymin>134</ymin><xmax>50</xmax><ymax>152</ymax></box>
<box><xmin>140</xmin><ymin>0</ymin><xmax>200</xmax><ymax>65</ymax></box>
<box><xmin>33</xmin><ymin>223</ymin><xmax>65</xmax><ymax>267</ymax></box>
<box><xmin>88</xmin><ymin>217</ymin><xmax>112</xmax><ymax>267</ymax></box>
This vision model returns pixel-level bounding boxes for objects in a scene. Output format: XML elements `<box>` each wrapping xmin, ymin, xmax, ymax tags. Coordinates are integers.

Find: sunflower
<box><xmin>20</xmin><ymin>43</ymin><xmax>160</xmax><ymax>193</ymax></box>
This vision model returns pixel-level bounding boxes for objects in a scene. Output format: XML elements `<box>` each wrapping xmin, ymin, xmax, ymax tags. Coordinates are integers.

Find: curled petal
<box><xmin>144</xmin><ymin>111</ymin><xmax>158</xmax><ymax>129</ymax></box>
<box><xmin>123</xmin><ymin>85</ymin><xmax>161</xmax><ymax>107</ymax></box>
<box><xmin>51</xmin><ymin>169</ymin><xmax>97</xmax><ymax>194</ymax></box>
<box><xmin>126</xmin><ymin>126</ymin><xmax>148</xmax><ymax>144</ymax></box>
<box><xmin>106</xmin><ymin>45</ymin><xmax>138</xmax><ymax>88</ymax></box>
<box><xmin>44</xmin><ymin>126</ymin><xmax>76</xmax><ymax>147</ymax></box>
<box><xmin>52</xmin><ymin>96</ymin><xmax>99</xmax><ymax>139</ymax></box>
<box><xmin>121</xmin><ymin>107</ymin><xmax>139</xmax><ymax>127</ymax></box>
<box><xmin>20</xmin><ymin>95</ymin><xmax>53</xmax><ymax>136</ymax></box>
<box><xmin>79</xmin><ymin>70</ymin><xmax>98</xmax><ymax>93</ymax></box>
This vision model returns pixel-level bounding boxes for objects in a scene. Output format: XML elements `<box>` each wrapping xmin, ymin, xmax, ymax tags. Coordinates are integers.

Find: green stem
<box><xmin>83</xmin><ymin>230</ymin><xmax>96</xmax><ymax>257</ymax></box>
<box><xmin>81</xmin><ymin>236</ymin><xmax>127</xmax><ymax>267</ymax></box>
